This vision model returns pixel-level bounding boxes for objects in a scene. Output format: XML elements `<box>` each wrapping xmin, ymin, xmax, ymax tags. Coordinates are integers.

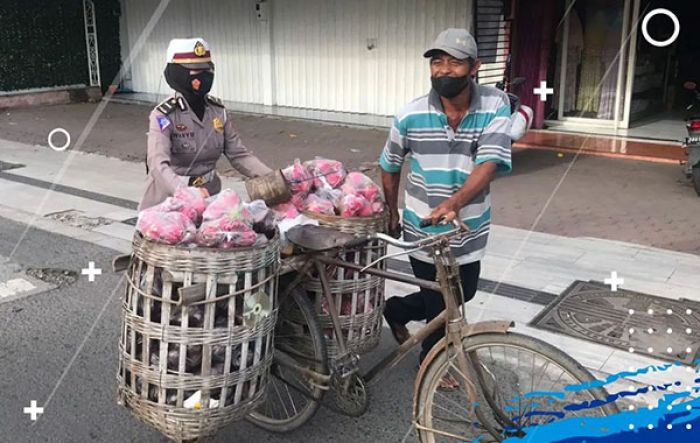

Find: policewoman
<box><xmin>139</xmin><ymin>38</ymin><xmax>273</xmax><ymax>210</ymax></box>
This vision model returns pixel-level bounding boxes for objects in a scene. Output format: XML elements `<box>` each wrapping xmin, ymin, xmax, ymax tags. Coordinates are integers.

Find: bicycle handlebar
<box><xmin>373</xmin><ymin>219</ymin><xmax>468</xmax><ymax>250</ymax></box>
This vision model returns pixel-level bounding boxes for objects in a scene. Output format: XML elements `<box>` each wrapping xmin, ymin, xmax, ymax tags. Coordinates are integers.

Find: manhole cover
<box><xmin>530</xmin><ymin>280</ymin><xmax>700</xmax><ymax>365</ymax></box>
<box><xmin>25</xmin><ymin>267</ymin><xmax>78</xmax><ymax>288</ymax></box>
<box><xmin>44</xmin><ymin>209</ymin><xmax>113</xmax><ymax>229</ymax></box>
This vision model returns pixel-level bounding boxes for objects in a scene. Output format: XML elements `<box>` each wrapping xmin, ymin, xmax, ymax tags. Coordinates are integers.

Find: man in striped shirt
<box><xmin>380</xmin><ymin>29</ymin><xmax>512</xmax><ymax>373</ymax></box>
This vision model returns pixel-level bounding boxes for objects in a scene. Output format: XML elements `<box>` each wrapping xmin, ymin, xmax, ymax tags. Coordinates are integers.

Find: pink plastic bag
<box><xmin>304</xmin><ymin>193</ymin><xmax>336</xmax><ymax>215</ymax></box>
<box><xmin>341</xmin><ymin>172</ymin><xmax>382</xmax><ymax>203</ymax></box>
<box><xmin>272</xmin><ymin>202</ymin><xmax>300</xmax><ymax>220</ymax></box>
<box><xmin>196</xmin><ymin>216</ymin><xmax>255</xmax><ymax>248</ymax></box>
<box><xmin>337</xmin><ymin>193</ymin><xmax>368</xmax><ymax>217</ymax></box>
<box><xmin>137</xmin><ymin>210</ymin><xmax>196</xmax><ymax>245</ymax></box>
<box><xmin>282</xmin><ymin>159</ymin><xmax>313</xmax><ymax>196</ymax></box>
<box><xmin>195</xmin><ymin>220</ymin><xmax>224</xmax><ymax>247</ymax></box>
<box><xmin>290</xmin><ymin>193</ymin><xmax>307</xmax><ymax>211</ymax></box>
<box><xmin>304</xmin><ymin>158</ymin><xmax>347</xmax><ymax>189</ymax></box>
<box><xmin>220</xmin><ymin>229</ymin><xmax>258</xmax><ymax>248</ymax></box>
<box><xmin>203</xmin><ymin>190</ymin><xmax>245</xmax><ymax>222</ymax></box>
<box><xmin>174</xmin><ymin>186</ymin><xmax>207</xmax><ymax>222</ymax></box>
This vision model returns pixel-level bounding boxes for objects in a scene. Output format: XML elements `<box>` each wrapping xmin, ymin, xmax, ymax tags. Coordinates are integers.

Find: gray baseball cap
<box><xmin>424</xmin><ymin>28</ymin><xmax>478</xmax><ymax>60</ymax></box>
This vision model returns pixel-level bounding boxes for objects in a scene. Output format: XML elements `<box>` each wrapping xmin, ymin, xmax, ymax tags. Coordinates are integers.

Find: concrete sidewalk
<box><xmin>1</xmin><ymin>137</ymin><xmax>699</xmax><ymax>407</ymax></box>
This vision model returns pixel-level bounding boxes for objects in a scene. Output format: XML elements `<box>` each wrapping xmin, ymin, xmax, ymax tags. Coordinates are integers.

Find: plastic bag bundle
<box><xmin>337</xmin><ymin>193</ymin><xmax>370</xmax><ymax>218</ymax></box>
<box><xmin>173</xmin><ymin>186</ymin><xmax>208</xmax><ymax>223</ymax></box>
<box><xmin>202</xmin><ymin>189</ymin><xmax>247</xmax><ymax>222</ymax></box>
<box><xmin>272</xmin><ymin>202</ymin><xmax>299</xmax><ymax>220</ymax></box>
<box><xmin>136</xmin><ymin>210</ymin><xmax>197</xmax><ymax>245</ymax></box>
<box><xmin>220</xmin><ymin>230</ymin><xmax>258</xmax><ymax>248</ymax></box>
<box><xmin>304</xmin><ymin>157</ymin><xmax>347</xmax><ymax>189</ymax></box>
<box><xmin>282</xmin><ymin>159</ymin><xmax>314</xmax><ymax>196</ymax></box>
<box><xmin>304</xmin><ymin>193</ymin><xmax>336</xmax><ymax>215</ymax></box>
<box><xmin>341</xmin><ymin>172</ymin><xmax>382</xmax><ymax>204</ymax></box>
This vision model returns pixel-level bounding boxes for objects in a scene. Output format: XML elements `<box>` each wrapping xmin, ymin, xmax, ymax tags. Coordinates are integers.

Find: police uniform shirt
<box><xmin>138</xmin><ymin>94</ymin><xmax>272</xmax><ymax>210</ymax></box>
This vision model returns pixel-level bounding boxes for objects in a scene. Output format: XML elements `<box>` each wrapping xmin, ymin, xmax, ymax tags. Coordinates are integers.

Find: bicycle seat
<box><xmin>286</xmin><ymin>225</ymin><xmax>356</xmax><ymax>252</ymax></box>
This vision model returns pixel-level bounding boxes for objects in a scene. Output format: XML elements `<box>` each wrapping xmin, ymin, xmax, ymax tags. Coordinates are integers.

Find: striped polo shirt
<box><xmin>379</xmin><ymin>82</ymin><xmax>512</xmax><ymax>264</ymax></box>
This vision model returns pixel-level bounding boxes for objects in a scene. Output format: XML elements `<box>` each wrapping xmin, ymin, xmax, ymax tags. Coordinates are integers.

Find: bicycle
<box><xmin>247</xmin><ymin>220</ymin><xmax>618</xmax><ymax>441</ymax></box>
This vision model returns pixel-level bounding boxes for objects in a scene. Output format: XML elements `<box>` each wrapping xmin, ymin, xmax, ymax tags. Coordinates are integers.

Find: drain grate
<box><xmin>530</xmin><ymin>280</ymin><xmax>700</xmax><ymax>365</ymax></box>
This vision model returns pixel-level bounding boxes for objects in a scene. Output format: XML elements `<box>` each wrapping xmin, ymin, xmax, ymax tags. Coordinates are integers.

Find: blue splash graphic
<box><xmin>496</xmin><ymin>359</ymin><xmax>700</xmax><ymax>442</ymax></box>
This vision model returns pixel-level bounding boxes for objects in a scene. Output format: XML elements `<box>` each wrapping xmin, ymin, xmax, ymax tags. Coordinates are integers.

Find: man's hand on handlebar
<box><xmin>427</xmin><ymin>201</ymin><xmax>458</xmax><ymax>226</ymax></box>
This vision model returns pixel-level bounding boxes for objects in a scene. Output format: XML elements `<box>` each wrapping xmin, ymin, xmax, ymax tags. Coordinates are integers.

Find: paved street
<box><xmin>1</xmin><ymin>104</ymin><xmax>699</xmax><ymax>442</ymax></box>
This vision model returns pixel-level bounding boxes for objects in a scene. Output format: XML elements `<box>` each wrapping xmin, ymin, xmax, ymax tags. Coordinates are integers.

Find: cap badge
<box><xmin>194</xmin><ymin>41</ymin><xmax>206</xmax><ymax>57</ymax></box>
<box><xmin>456</xmin><ymin>37</ymin><xmax>466</xmax><ymax>46</ymax></box>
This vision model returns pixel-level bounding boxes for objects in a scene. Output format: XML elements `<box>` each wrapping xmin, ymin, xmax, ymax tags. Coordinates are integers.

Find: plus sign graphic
<box><xmin>24</xmin><ymin>401</ymin><xmax>44</xmax><ymax>421</ymax></box>
<box><xmin>604</xmin><ymin>271</ymin><xmax>625</xmax><ymax>292</ymax></box>
<box><xmin>533</xmin><ymin>80</ymin><xmax>554</xmax><ymax>102</ymax></box>
<box><xmin>81</xmin><ymin>261</ymin><xmax>102</xmax><ymax>282</ymax></box>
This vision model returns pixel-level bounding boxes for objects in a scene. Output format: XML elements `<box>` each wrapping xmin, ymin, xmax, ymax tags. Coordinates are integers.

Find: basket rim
<box><xmin>302</xmin><ymin>210</ymin><xmax>388</xmax><ymax>224</ymax></box>
<box><xmin>133</xmin><ymin>229</ymin><xmax>279</xmax><ymax>256</ymax></box>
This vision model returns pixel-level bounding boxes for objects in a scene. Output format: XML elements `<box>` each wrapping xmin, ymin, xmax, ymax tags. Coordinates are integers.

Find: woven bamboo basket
<box><xmin>301</xmin><ymin>211</ymin><xmax>388</xmax><ymax>359</ymax></box>
<box><xmin>117</xmin><ymin>232</ymin><xmax>279</xmax><ymax>442</ymax></box>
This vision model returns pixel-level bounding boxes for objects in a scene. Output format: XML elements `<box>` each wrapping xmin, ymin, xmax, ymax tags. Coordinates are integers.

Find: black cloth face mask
<box><xmin>164</xmin><ymin>63</ymin><xmax>214</xmax><ymax>120</ymax></box>
<box><xmin>431</xmin><ymin>75</ymin><xmax>471</xmax><ymax>99</ymax></box>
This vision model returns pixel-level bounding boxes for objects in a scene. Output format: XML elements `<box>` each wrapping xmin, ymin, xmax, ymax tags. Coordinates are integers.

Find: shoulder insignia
<box><xmin>206</xmin><ymin>94</ymin><xmax>225</xmax><ymax>108</ymax></box>
<box><xmin>156</xmin><ymin>97</ymin><xmax>178</xmax><ymax>115</ymax></box>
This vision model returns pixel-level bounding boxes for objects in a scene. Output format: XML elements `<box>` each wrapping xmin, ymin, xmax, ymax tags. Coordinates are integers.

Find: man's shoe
<box><xmin>387</xmin><ymin>321</ymin><xmax>411</xmax><ymax>345</ymax></box>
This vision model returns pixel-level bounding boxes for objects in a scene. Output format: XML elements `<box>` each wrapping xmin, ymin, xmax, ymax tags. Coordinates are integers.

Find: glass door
<box><xmin>553</xmin><ymin>0</ymin><xmax>634</xmax><ymax>128</ymax></box>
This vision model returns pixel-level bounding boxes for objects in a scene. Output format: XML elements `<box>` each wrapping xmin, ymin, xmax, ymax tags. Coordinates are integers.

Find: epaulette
<box><xmin>156</xmin><ymin>97</ymin><xmax>178</xmax><ymax>115</ymax></box>
<box><xmin>206</xmin><ymin>94</ymin><xmax>225</xmax><ymax>108</ymax></box>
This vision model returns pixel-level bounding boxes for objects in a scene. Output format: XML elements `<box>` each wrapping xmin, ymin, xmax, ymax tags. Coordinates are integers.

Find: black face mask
<box><xmin>190</xmin><ymin>71</ymin><xmax>214</xmax><ymax>97</ymax></box>
<box><xmin>431</xmin><ymin>75</ymin><xmax>471</xmax><ymax>99</ymax></box>
<box><xmin>164</xmin><ymin>63</ymin><xmax>214</xmax><ymax>120</ymax></box>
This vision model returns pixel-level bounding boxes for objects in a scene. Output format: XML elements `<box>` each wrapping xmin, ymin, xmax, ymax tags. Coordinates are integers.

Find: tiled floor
<box><xmin>516</xmin><ymin>130</ymin><xmax>685</xmax><ymax>163</ymax></box>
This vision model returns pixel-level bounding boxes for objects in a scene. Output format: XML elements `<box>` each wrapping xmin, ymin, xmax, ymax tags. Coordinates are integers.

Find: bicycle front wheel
<box><xmin>415</xmin><ymin>332</ymin><xmax>617</xmax><ymax>442</ymax></box>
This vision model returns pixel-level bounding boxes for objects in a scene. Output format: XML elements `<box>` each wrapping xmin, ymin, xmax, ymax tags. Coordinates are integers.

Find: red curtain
<box><xmin>511</xmin><ymin>0</ymin><xmax>557</xmax><ymax>129</ymax></box>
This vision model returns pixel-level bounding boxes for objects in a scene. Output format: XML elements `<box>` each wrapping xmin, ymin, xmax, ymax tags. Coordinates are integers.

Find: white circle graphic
<box><xmin>641</xmin><ymin>9</ymin><xmax>680</xmax><ymax>47</ymax></box>
<box><xmin>48</xmin><ymin>128</ymin><xmax>71</xmax><ymax>152</ymax></box>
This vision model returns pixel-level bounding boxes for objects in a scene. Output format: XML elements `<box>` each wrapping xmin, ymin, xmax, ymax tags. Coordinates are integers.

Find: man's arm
<box><xmin>428</xmin><ymin>161</ymin><xmax>497</xmax><ymax>225</ymax></box>
<box><xmin>379</xmin><ymin>116</ymin><xmax>408</xmax><ymax>237</ymax></box>
<box><xmin>381</xmin><ymin>169</ymin><xmax>402</xmax><ymax>237</ymax></box>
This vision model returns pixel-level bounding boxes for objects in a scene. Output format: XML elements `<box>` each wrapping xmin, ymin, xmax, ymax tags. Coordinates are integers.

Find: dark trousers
<box><xmin>384</xmin><ymin>257</ymin><xmax>481</xmax><ymax>362</ymax></box>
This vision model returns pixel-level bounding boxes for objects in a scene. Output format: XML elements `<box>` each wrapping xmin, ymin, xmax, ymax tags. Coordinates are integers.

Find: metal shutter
<box><xmin>474</xmin><ymin>0</ymin><xmax>510</xmax><ymax>86</ymax></box>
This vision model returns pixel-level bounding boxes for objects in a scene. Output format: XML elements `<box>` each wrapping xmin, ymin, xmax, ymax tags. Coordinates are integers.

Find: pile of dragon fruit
<box><xmin>281</xmin><ymin>157</ymin><xmax>385</xmax><ymax>218</ymax></box>
<box><xmin>136</xmin><ymin>187</ymin><xmax>276</xmax><ymax>248</ymax></box>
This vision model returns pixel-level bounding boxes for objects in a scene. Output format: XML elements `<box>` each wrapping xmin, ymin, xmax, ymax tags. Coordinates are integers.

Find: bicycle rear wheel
<box><xmin>247</xmin><ymin>285</ymin><xmax>328</xmax><ymax>432</ymax></box>
<box><xmin>415</xmin><ymin>332</ymin><xmax>617</xmax><ymax>442</ymax></box>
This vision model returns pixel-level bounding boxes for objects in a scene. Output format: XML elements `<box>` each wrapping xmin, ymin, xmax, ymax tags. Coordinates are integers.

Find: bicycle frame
<box><xmin>274</xmin><ymin>234</ymin><xmax>511</xmax><ymax>401</ymax></box>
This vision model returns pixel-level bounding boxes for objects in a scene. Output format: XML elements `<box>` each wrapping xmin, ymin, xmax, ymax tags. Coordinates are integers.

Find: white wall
<box><xmin>120</xmin><ymin>0</ymin><xmax>474</xmax><ymax>116</ymax></box>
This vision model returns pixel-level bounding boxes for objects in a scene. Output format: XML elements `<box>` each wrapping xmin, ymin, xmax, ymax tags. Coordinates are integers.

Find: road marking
<box><xmin>0</xmin><ymin>278</ymin><xmax>36</xmax><ymax>298</ymax></box>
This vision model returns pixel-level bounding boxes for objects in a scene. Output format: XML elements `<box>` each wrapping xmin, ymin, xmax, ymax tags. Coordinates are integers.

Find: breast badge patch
<box><xmin>213</xmin><ymin>117</ymin><xmax>224</xmax><ymax>133</ymax></box>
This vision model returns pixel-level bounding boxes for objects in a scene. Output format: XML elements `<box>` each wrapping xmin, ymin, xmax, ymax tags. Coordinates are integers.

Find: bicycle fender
<box><xmin>412</xmin><ymin>320</ymin><xmax>513</xmax><ymax>419</ymax></box>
